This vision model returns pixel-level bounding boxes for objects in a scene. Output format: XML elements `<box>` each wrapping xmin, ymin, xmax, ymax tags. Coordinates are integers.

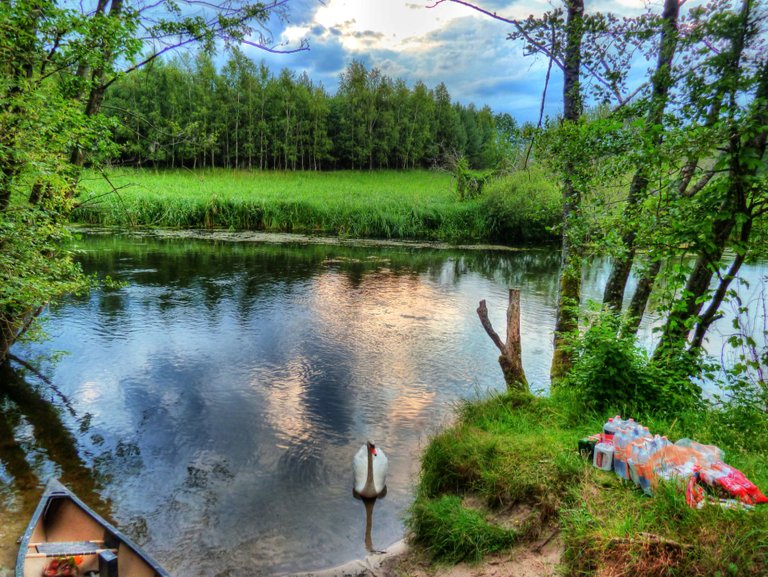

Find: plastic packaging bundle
<box><xmin>706</xmin><ymin>463</ymin><xmax>768</xmax><ymax>505</ymax></box>
<box><xmin>674</xmin><ymin>438</ymin><xmax>724</xmax><ymax>464</ymax></box>
<box><xmin>649</xmin><ymin>443</ymin><xmax>700</xmax><ymax>487</ymax></box>
<box><xmin>585</xmin><ymin>417</ymin><xmax>765</xmax><ymax>509</ymax></box>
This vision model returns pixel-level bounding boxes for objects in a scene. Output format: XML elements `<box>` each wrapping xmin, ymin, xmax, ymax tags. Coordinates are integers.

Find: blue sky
<box><xmin>241</xmin><ymin>0</ymin><xmax>654</xmax><ymax>124</ymax></box>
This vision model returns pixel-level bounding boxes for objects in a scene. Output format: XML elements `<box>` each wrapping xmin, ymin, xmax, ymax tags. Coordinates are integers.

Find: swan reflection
<box><xmin>353</xmin><ymin>441</ymin><xmax>388</xmax><ymax>552</ymax></box>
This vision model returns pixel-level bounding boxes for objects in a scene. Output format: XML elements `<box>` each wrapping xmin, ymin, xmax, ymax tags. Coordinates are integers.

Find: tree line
<box><xmin>103</xmin><ymin>52</ymin><xmax>518</xmax><ymax>171</ymax></box>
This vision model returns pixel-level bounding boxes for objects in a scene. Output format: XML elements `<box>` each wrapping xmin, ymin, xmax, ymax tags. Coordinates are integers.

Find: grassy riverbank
<box><xmin>74</xmin><ymin>168</ymin><xmax>560</xmax><ymax>245</ymax></box>
<box><xmin>406</xmin><ymin>392</ymin><xmax>768</xmax><ymax>576</ymax></box>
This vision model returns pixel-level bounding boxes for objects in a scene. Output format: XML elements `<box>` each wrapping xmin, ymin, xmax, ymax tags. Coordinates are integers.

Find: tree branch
<box><xmin>427</xmin><ymin>0</ymin><xmax>516</xmax><ymax>25</ymax></box>
<box><xmin>430</xmin><ymin>0</ymin><xmax>566</xmax><ymax>69</ymax></box>
<box><xmin>103</xmin><ymin>0</ymin><xmax>307</xmax><ymax>91</ymax></box>
<box><xmin>524</xmin><ymin>22</ymin><xmax>556</xmax><ymax>169</ymax></box>
<box><xmin>682</xmin><ymin>168</ymin><xmax>717</xmax><ymax>197</ymax></box>
<box><xmin>690</xmin><ymin>219</ymin><xmax>752</xmax><ymax>350</ymax></box>
<box><xmin>477</xmin><ymin>300</ymin><xmax>507</xmax><ymax>354</ymax></box>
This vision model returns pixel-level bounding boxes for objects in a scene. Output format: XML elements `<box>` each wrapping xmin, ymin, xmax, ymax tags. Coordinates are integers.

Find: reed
<box><xmin>74</xmin><ymin>168</ymin><xmax>559</xmax><ymax>244</ymax></box>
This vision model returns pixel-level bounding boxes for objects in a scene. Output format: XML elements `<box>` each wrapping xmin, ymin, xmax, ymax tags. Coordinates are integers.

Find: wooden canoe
<box><xmin>16</xmin><ymin>479</ymin><xmax>170</xmax><ymax>577</ymax></box>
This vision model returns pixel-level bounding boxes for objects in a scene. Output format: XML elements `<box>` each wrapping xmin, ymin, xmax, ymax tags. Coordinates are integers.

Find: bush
<box><xmin>560</xmin><ymin>312</ymin><xmax>703</xmax><ymax>415</ymax></box>
<box><xmin>479</xmin><ymin>168</ymin><xmax>560</xmax><ymax>244</ymax></box>
<box><xmin>455</xmin><ymin>157</ymin><xmax>495</xmax><ymax>201</ymax></box>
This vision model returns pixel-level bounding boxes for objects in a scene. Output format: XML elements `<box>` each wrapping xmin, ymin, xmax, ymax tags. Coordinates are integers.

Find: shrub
<box><xmin>560</xmin><ymin>312</ymin><xmax>703</xmax><ymax>415</ymax></box>
<box><xmin>455</xmin><ymin>157</ymin><xmax>495</xmax><ymax>201</ymax></box>
<box><xmin>479</xmin><ymin>169</ymin><xmax>560</xmax><ymax>244</ymax></box>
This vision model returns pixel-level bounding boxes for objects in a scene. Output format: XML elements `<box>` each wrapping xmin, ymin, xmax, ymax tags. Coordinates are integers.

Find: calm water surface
<box><xmin>1</xmin><ymin>233</ymin><xmax>765</xmax><ymax>575</ymax></box>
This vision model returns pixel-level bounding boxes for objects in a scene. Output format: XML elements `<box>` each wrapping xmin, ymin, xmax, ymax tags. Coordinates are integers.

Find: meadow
<box><xmin>74</xmin><ymin>168</ymin><xmax>561</xmax><ymax>245</ymax></box>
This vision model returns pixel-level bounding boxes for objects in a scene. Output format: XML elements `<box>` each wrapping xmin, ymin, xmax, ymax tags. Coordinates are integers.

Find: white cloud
<box><xmin>253</xmin><ymin>0</ymin><xmax>692</xmax><ymax>122</ymax></box>
<box><xmin>310</xmin><ymin>0</ymin><xmax>472</xmax><ymax>51</ymax></box>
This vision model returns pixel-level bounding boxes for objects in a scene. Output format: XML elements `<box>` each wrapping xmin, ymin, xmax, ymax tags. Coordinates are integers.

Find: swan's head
<box><xmin>366</xmin><ymin>440</ymin><xmax>377</xmax><ymax>456</ymax></box>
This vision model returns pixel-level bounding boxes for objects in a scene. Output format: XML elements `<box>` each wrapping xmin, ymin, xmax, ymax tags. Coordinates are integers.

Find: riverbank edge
<box><xmin>281</xmin><ymin>539</ymin><xmax>410</xmax><ymax>577</ymax></box>
<box><xmin>70</xmin><ymin>225</ymin><xmax>545</xmax><ymax>253</ymax></box>
<box><xmin>280</xmin><ymin>526</ymin><xmax>564</xmax><ymax>577</ymax></box>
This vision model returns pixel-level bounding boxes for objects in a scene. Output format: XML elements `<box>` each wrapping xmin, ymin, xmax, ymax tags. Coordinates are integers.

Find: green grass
<box><xmin>408</xmin><ymin>391</ymin><xmax>768</xmax><ymax>575</ymax></box>
<box><xmin>408</xmin><ymin>495</ymin><xmax>518</xmax><ymax>563</ymax></box>
<box><xmin>73</xmin><ymin>168</ymin><xmax>560</xmax><ymax>244</ymax></box>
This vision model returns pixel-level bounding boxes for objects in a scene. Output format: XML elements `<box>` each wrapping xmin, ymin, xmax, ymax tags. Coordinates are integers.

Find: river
<box><xmin>1</xmin><ymin>231</ymin><xmax>765</xmax><ymax>575</ymax></box>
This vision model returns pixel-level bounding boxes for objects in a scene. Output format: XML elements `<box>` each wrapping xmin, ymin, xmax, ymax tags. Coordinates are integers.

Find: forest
<box><xmin>103</xmin><ymin>54</ymin><xmax>518</xmax><ymax>171</ymax></box>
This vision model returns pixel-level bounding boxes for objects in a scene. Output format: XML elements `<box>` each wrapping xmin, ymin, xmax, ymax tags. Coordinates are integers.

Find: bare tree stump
<box><xmin>477</xmin><ymin>289</ymin><xmax>529</xmax><ymax>392</ymax></box>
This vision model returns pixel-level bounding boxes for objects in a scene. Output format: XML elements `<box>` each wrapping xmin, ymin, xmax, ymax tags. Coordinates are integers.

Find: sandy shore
<box><xmin>280</xmin><ymin>540</ymin><xmax>410</xmax><ymax>577</ymax></box>
<box><xmin>281</xmin><ymin>525</ymin><xmax>562</xmax><ymax>577</ymax></box>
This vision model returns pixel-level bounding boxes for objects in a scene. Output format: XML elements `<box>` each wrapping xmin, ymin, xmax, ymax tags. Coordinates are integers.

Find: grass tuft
<box><xmin>407</xmin><ymin>495</ymin><xmax>518</xmax><ymax>564</ymax></box>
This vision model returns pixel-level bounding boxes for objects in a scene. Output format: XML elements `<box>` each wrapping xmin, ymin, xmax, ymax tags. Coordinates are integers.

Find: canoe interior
<box><xmin>22</xmin><ymin>494</ymin><xmax>158</xmax><ymax>577</ymax></box>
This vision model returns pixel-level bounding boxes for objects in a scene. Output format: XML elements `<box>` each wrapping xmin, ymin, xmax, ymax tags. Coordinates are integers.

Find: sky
<box><xmin>244</xmin><ymin>0</ymin><xmax>654</xmax><ymax>124</ymax></box>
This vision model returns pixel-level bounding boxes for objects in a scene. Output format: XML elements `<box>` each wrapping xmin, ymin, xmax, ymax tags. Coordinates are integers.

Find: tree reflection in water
<box><xmin>0</xmin><ymin>360</ymin><xmax>114</xmax><ymax>568</ymax></box>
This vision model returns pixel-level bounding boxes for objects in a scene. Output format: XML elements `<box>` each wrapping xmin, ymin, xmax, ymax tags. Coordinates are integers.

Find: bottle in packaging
<box><xmin>613</xmin><ymin>428</ymin><xmax>630</xmax><ymax>479</ymax></box>
<box><xmin>593</xmin><ymin>442</ymin><xmax>615</xmax><ymax>471</ymax></box>
<box><xmin>636</xmin><ymin>442</ymin><xmax>652</xmax><ymax>493</ymax></box>
<box><xmin>627</xmin><ymin>440</ymin><xmax>644</xmax><ymax>487</ymax></box>
<box><xmin>602</xmin><ymin>417</ymin><xmax>617</xmax><ymax>444</ymax></box>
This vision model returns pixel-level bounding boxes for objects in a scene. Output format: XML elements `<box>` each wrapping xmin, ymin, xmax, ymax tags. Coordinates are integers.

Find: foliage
<box><xmin>0</xmin><ymin>210</ymin><xmax>92</xmax><ymax>359</ymax></box>
<box><xmin>454</xmin><ymin>156</ymin><xmax>496</xmax><ymax>201</ymax></box>
<box><xmin>560</xmin><ymin>310</ymin><xmax>704</xmax><ymax>415</ymax></box>
<box><xmin>441</xmin><ymin>0</ymin><xmax>768</xmax><ymax>385</ymax></box>
<box><xmin>479</xmin><ymin>167</ymin><xmax>561</xmax><ymax>244</ymax></box>
<box><xmin>103</xmin><ymin>55</ymin><xmax>517</xmax><ymax>171</ymax></box>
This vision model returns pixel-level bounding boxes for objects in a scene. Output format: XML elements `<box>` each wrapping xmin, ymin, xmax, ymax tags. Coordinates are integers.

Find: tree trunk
<box><xmin>551</xmin><ymin>0</ymin><xmax>584</xmax><ymax>381</ymax></box>
<box><xmin>653</xmin><ymin>0</ymin><xmax>765</xmax><ymax>360</ymax></box>
<box><xmin>602</xmin><ymin>0</ymin><xmax>679</xmax><ymax>313</ymax></box>
<box><xmin>622</xmin><ymin>258</ymin><xmax>662</xmax><ymax>337</ymax></box>
<box><xmin>69</xmin><ymin>0</ymin><xmax>123</xmax><ymax>172</ymax></box>
<box><xmin>477</xmin><ymin>290</ymin><xmax>529</xmax><ymax>392</ymax></box>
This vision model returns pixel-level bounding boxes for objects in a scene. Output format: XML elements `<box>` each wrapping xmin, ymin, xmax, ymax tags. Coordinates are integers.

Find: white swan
<box><xmin>353</xmin><ymin>440</ymin><xmax>388</xmax><ymax>499</ymax></box>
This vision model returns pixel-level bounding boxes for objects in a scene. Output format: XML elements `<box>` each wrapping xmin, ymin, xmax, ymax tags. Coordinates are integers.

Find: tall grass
<box><xmin>73</xmin><ymin>168</ymin><xmax>560</xmax><ymax>244</ymax></box>
<box><xmin>409</xmin><ymin>495</ymin><xmax>518</xmax><ymax>563</ymax></box>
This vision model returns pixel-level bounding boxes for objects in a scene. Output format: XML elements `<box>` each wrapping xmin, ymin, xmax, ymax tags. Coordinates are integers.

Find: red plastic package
<box><xmin>715</xmin><ymin>466</ymin><xmax>768</xmax><ymax>505</ymax></box>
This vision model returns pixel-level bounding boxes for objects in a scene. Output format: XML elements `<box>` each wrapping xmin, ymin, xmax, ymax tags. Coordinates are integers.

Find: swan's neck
<box><xmin>364</xmin><ymin>448</ymin><xmax>375</xmax><ymax>495</ymax></box>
